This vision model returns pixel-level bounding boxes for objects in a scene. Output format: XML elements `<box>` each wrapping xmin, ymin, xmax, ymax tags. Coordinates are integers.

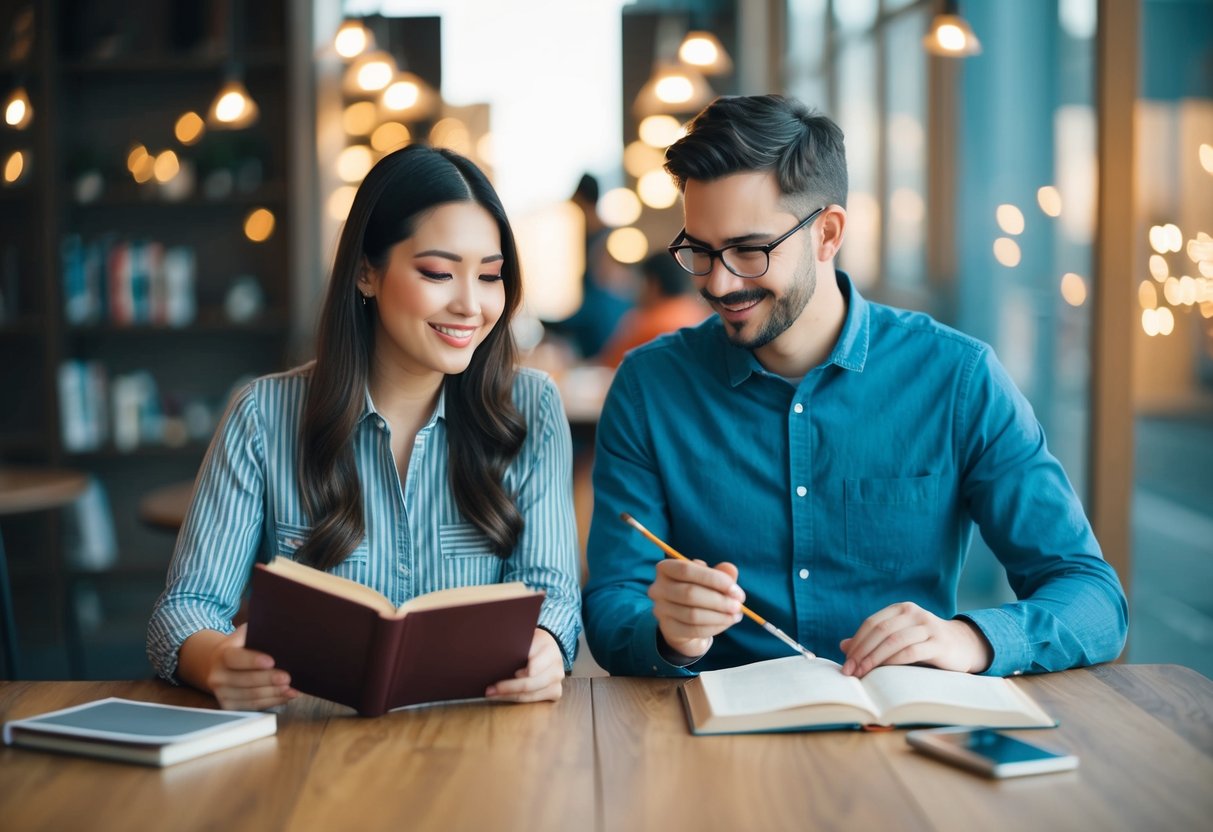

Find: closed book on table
<box><xmin>3</xmin><ymin>698</ymin><xmax>276</xmax><ymax>766</ymax></box>
<box><xmin>681</xmin><ymin>656</ymin><xmax>1056</xmax><ymax>735</ymax></box>
<box><xmin>246</xmin><ymin>557</ymin><xmax>544</xmax><ymax>716</ymax></box>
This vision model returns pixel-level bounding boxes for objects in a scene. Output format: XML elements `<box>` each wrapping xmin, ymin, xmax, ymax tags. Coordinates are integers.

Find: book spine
<box><xmin>358</xmin><ymin>617</ymin><xmax>405</xmax><ymax>717</ymax></box>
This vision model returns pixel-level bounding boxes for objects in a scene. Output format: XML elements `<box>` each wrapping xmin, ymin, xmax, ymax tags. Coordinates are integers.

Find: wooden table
<box><xmin>0</xmin><ymin>665</ymin><xmax>1209</xmax><ymax>831</ymax></box>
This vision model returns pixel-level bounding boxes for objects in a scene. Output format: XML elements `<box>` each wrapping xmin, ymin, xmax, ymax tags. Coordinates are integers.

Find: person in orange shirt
<box><xmin>597</xmin><ymin>253</ymin><xmax>709</xmax><ymax>368</ymax></box>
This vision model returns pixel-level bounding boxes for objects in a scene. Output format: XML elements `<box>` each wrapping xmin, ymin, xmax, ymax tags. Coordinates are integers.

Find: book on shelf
<box><xmin>3</xmin><ymin>698</ymin><xmax>276</xmax><ymax>767</ymax></box>
<box><xmin>680</xmin><ymin>656</ymin><xmax>1056</xmax><ymax>735</ymax></box>
<box><xmin>246</xmin><ymin>556</ymin><xmax>545</xmax><ymax>717</ymax></box>
<box><xmin>61</xmin><ymin>234</ymin><xmax>196</xmax><ymax>327</ymax></box>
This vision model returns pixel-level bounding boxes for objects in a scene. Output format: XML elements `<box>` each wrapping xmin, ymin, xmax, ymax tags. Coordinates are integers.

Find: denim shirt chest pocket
<box><xmin>439</xmin><ymin>522</ymin><xmax>504</xmax><ymax>587</ymax></box>
<box><xmin>275</xmin><ymin>521</ymin><xmax>370</xmax><ymax>582</ymax></box>
<box><xmin>843</xmin><ymin>474</ymin><xmax>942</xmax><ymax>573</ymax></box>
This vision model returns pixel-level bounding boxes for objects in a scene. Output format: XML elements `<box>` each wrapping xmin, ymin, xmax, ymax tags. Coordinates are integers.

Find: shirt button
<box><xmin>798</xmin><ymin>568</ymin><xmax>809</xmax><ymax>580</ymax></box>
<box><xmin>793</xmin><ymin>403</ymin><xmax>804</xmax><ymax>414</ymax></box>
<box><xmin>1012</xmin><ymin>670</ymin><xmax>1022</xmax><ymax>676</ymax></box>
<box><xmin>796</xmin><ymin>486</ymin><xmax>807</xmax><ymax>497</ymax></box>
<box><xmin>377</xmin><ymin>418</ymin><xmax>386</xmax><ymax>429</ymax></box>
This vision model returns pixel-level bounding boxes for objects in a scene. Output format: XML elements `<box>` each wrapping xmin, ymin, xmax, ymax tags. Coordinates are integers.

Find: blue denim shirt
<box><xmin>583</xmin><ymin>273</ymin><xmax>1127</xmax><ymax>677</ymax></box>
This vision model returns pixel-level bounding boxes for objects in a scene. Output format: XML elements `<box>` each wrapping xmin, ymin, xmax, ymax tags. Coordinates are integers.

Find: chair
<box><xmin>0</xmin><ymin>467</ymin><xmax>88</xmax><ymax>679</ymax></box>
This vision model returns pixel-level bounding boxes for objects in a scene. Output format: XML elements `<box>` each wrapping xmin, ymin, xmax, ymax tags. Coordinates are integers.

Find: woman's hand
<box><xmin>485</xmin><ymin>628</ymin><xmax>565</xmax><ymax>703</ymax></box>
<box><xmin>181</xmin><ymin>624</ymin><xmax>299</xmax><ymax>710</ymax></box>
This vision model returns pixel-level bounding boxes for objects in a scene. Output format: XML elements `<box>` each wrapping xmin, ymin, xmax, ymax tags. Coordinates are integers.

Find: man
<box><xmin>582</xmin><ymin>94</ymin><xmax>1127</xmax><ymax>679</ymax></box>
<box><xmin>597</xmin><ymin>253</ymin><xmax>709</xmax><ymax>368</ymax></box>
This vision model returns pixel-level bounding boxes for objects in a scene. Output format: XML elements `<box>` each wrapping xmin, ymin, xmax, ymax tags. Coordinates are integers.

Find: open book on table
<box><xmin>245</xmin><ymin>556</ymin><xmax>544</xmax><ymax>717</ymax></box>
<box><xmin>680</xmin><ymin>656</ymin><xmax>1056</xmax><ymax>735</ymax></box>
<box><xmin>3</xmin><ymin>698</ymin><xmax>276</xmax><ymax>766</ymax></box>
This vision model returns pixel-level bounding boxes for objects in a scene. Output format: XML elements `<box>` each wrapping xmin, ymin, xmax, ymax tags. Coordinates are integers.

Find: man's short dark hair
<box><xmin>641</xmin><ymin>253</ymin><xmax>692</xmax><ymax>298</ymax></box>
<box><xmin>664</xmin><ymin>94</ymin><xmax>848</xmax><ymax>211</ymax></box>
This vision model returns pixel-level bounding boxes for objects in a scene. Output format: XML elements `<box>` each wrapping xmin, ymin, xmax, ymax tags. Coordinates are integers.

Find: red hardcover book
<box><xmin>246</xmin><ymin>557</ymin><xmax>544</xmax><ymax>716</ymax></box>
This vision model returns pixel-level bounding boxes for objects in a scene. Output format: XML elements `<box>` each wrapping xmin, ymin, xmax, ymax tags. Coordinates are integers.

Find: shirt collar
<box><xmin>358</xmin><ymin>381</ymin><xmax>447</xmax><ymax>425</ymax></box>
<box><xmin>722</xmin><ymin>270</ymin><xmax>870</xmax><ymax>388</ymax></box>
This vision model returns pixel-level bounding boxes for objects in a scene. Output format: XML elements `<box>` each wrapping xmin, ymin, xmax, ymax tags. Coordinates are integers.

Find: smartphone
<box><xmin>906</xmin><ymin>727</ymin><xmax>1079</xmax><ymax>778</ymax></box>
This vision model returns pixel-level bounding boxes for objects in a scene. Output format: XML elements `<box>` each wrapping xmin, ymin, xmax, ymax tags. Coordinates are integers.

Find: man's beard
<box><xmin>702</xmin><ymin>256</ymin><xmax>817</xmax><ymax>351</ymax></box>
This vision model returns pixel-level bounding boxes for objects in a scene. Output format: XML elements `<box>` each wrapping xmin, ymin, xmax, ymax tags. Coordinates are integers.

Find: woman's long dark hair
<box><xmin>296</xmin><ymin>145</ymin><xmax>526</xmax><ymax>570</ymax></box>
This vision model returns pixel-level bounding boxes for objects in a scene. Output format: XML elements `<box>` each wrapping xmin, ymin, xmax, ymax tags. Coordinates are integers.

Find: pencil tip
<box><xmin>620</xmin><ymin>512</ymin><xmax>632</xmax><ymax>523</ymax></box>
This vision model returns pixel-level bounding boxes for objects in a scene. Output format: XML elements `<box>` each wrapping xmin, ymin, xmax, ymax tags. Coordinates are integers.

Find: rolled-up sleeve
<box><xmin>146</xmin><ymin>385</ymin><xmax>267</xmax><ymax>681</ymax></box>
<box><xmin>504</xmin><ymin>377</ymin><xmax>582</xmax><ymax>669</ymax></box>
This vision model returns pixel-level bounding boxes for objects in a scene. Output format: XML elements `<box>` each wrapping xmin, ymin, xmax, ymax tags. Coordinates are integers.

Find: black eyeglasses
<box><xmin>667</xmin><ymin>206</ymin><xmax>826</xmax><ymax>279</ymax></box>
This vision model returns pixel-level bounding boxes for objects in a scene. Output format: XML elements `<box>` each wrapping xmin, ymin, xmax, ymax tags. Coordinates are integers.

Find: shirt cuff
<box><xmin>956</xmin><ymin>608</ymin><xmax>1032</xmax><ymax>677</ymax></box>
<box><xmin>630</xmin><ymin>614</ymin><xmax>700</xmax><ymax>677</ymax></box>
<box><xmin>537</xmin><ymin>605</ymin><xmax>581</xmax><ymax>672</ymax></box>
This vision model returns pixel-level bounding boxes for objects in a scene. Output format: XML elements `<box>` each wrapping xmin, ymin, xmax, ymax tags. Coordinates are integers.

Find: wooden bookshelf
<box><xmin>0</xmin><ymin>0</ymin><xmax>309</xmax><ymax>679</ymax></box>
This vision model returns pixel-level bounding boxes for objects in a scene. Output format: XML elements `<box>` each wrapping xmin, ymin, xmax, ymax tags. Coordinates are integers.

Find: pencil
<box><xmin>620</xmin><ymin>512</ymin><xmax>816</xmax><ymax>660</ymax></box>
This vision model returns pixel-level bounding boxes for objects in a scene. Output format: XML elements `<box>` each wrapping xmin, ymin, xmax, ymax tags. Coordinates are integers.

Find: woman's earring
<box><xmin>361</xmin><ymin>293</ymin><xmax>368</xmax><ymax>307</ymax></box>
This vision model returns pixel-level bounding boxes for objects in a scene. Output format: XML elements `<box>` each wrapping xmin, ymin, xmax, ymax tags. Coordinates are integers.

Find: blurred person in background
<box><xmin>597</xmin><ymin>253</ymin><xmax>708</xmax><ymax>368</ymax></box>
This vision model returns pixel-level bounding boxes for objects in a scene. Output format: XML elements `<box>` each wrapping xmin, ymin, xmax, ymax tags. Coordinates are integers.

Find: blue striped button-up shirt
<box><xmin>148</xmin><ymin>364</ymin><xmax>581</xmax><ymax>681</ymax></box>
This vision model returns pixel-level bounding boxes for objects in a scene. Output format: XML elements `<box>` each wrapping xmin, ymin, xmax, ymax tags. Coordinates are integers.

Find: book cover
<box><xmin>245</xmin><ymin>558</ymin><xmax>545</xmax><ymax>717</ymax></box>
<box><xmin>3</xmin><ymin>698</ymin><xmax>276</xmax><ymax>767</ymax></box>
<box><xmin>680</xmin><ymin>656</ymin><xmax>1056</xmax><ymax>735</ymax></box>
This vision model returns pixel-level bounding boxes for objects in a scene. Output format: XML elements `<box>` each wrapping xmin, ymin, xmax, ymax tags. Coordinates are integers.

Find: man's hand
<box><xmin>197</xmin><ymin>624</ymin><xmax>299</xmax><ymax>710</ymax></box>
<box><xmin>486</xmin><ymin>629</ymin><xmax>565</xmax><ymax>703</ymax></box>
<box><xmin>840</xmin><ymin>602</ymin><xmax>993</xmax><ymax>677</ymax></box>
<box><xmin>649</xmin><ymin>558</ymin><xmax>745</xmax><ymax>659</ymax></box>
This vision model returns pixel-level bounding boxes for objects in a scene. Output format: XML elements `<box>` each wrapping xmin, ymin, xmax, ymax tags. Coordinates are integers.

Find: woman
<box><xmin>148</xmin><ymin>145</ymin><xmax>580</xmax><ymax>708</ymax></box>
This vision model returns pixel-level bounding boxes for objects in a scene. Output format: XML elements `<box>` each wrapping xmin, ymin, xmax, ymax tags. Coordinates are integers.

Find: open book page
<box><xmin>264</xmin><ymin>557</ymin><xmax>396</xmax><ymax>617</ymax></box>
<box><xmin>395</xmin><ymin>581</ymin><xmax>536</xmax><ymax>615</ymax></box>
<box><xmin>862</xmin><ymin>665</ymin><xmax>1054</xmax><ymax>726</ymax></box>
<box><xmin>696</xmin><ymin>656</ymin><xmax>879</xmax><ymax>719</ymax></box>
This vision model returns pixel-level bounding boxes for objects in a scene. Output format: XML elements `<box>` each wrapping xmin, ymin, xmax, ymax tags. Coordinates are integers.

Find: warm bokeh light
<box><xmin>654</xmin><ymin>74</ymin><xmax>694</xmax><ymax>105</ymax></box>
<box><xmin>342</xmin><ymin>101</ymin><xmax>378</xmax><ymax>136</ymax></box>
<box><xmin>475</xmin><ymin>132</ymin><xmax>495</xmax><ymax>166</ymax></box>
<box><xmin>370</xmin><ymin>122</ymin><xmax>410</xmax><ymax>153</ymax></box>
<box><xmin>1163</xmin><ymin>276</ymin><xmax>1182</xmax><ymax>306</ymax></box>
<box><xmin>243</xmin><ymin>207</ymin><xmax>275</xmax><ymax>242</ymax></box>
<box><xmin>1138</xmin><ymin>280</ymin><xmax>1158</xmax><ymax>310</ymax></box>
<box><xmin>327</xmin><ymin>185</ymin><xmax>358</xmax><ymax>222</ymax></box>
<box><xmin>1163</xmin><ymin>223</ymin><xmax>1183</xmax><ymax>253</ymax></box>
<box><xmin>209</xmin><ymin>80</ymin><xmax>259</xmax><ymax>128</ymax></box>
<box><xmin>153</xmin><ymin>150</ymin><xmax>180</xmax><ymax>183</ymax></box>
<box><xmin>1201</xmin><ymin>301</ymin><xmax>1213</xmax><ymax>319</ymax></box>
<box><xmin>3</xmin><ymin>150</ymin><xmax>24</xmax><ymax>184</ymax></box>
<box><xmin>1060</xmin><ymin>272</ymin><xmax>1087</xmax><ymax>307</ymax></box>
<box><xmin>4</xmin><ymin>86</ymin><xmax>31</xmax><ymax>129</ymax></box>
<box><xmin>174</xmin><ymin>111</ymin><xmax>205</xmax><ymax>145</ymax></box>
<box><xmin>606</xmin><ymin>227</ymin><xmax>648</xmax><ymax>263</ymax></box>
<box><xmin>624</xmin><ymin>140</ymin><xmax>665</xmax><ymax>177</ymax></box>
<box><xmin>935</xmin><ymin>23</ymin><xmax>967</xmax><ymax>51</ymax></box>
<box><xmin>126</xmin><ymin>144</ymin><xmax>149</xmax><ymax>173</ymax></box>
<box><xmin>336</xmin><ymin>145</ymin><xmax>374</xmax><ymax>183</ymax></box>
<box><xmin>678</xmin><ymin>36</ymin><xmax>718</xmax><ymax>66</ymax></box>
<box><xmin>130</xmin><ymin>153</ymin><xmax>155</xmax><ymax>184</ymax></box>
<box><xmin>1037</xmin><ymin>186</ymin><xmax>1062</xmax><ymax>217</ymax></box>
<box><xmin>383</xmin><ymin>80</ymin><xmax>420</xmax><ymax>111</ymax></box>
<box><xmin>1178</xmin><ymin>275</ymin><xmax>1197</xmax><ymax>305</ymax></box>
<box><xmin>996</xmin><ymin>204</ymin><xmax>1025</xmax><ymax>235</ymax></box>
<box><xmin>1155</xmin><ymin>306</ymin><xmax>1175</xmax><ymax>335</ymax></box>
<box><xmin>355</xmin><ymin>54</ymin><xmax>395</xmax><ymax>92</ymax></box>
<box><xmin>1201</xmin><ymin>260</ymin><xmax>1213</xmax><ymax>278</ymax></box>
<box><xmin>1201</xmin><ymin>143</ymin><xmax>1213</xmax><ymax>174</ymax></box>
<box><xmin>1187</xmin><ymin>234</ymin><xmax>1213</xmax><ymax>263</ymax></box>
<box><xmin>1148</xmin><ymin>254</ymin><xmax>1169</xmax><ymax>282</ymax></box>
<box><xmin>1148</xmin><ymin>225</ymin><xmax>1168</xmax><ymax>254</ymax></box>
<box><xmin>993</xmin><ymin>237</ymin><xmax>1021</xmax><ymax>267</ymax></box>
<box><xmin>638</xmin><ymin>115</ymin><xmax>684</xmax><ymax>148</ymax></box>
<box><xmin>334</xmin><ymin>20</ymin><xmax>372</xmax><ymax>59</ymax></box>
<box><xmin>638</xmin><ymin>169</ymin><xmax>679</xmax><ymax>209</ymax></box>
<box><xmin>429</xmin><ymin>118</ymin><xmax>472</xmax><ymax>156</ymax></box>
<box><xmin>599</xmin><ymin>188</ymin><xmax>642</xmax><ymax>227</ymax></box>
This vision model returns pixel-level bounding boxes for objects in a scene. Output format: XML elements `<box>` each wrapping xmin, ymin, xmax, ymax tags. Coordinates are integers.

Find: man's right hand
<box><xmin>181</xmin><ymin>624</ymin><xmax>298</xmax><ymax>711</ymax></box>
<box><xmin>648</xmin><ymin>558</ymin><xmax>745</xmax><ymax>659</ymax></box>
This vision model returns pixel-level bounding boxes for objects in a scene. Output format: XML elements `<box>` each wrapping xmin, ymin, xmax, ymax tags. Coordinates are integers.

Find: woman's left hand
<box><xmin>485</xmin><ymin>628</ymin><xmax>565</xmax><ymax>703</ymax></box>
